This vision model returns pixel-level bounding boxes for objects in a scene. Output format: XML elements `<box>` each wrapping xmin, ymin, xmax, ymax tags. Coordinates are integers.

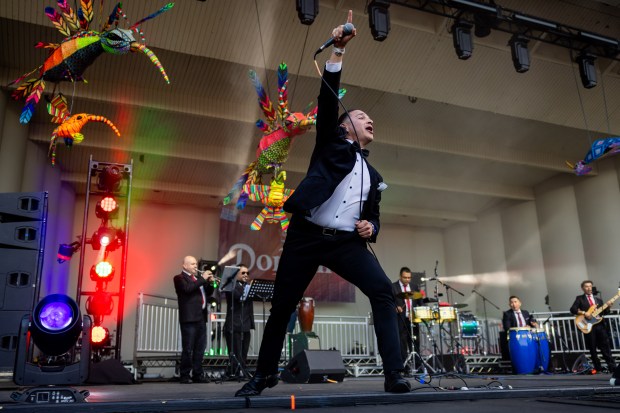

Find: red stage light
<box><xmin>96</xmin><ymin>196</ymin><xmax>119</xmax><ymax>221</ymax></box>
<box><xmin>91</xmin><ymin>325</ymin><xmax>109</xmax><ymax>344</ymax></box>
<box><xmin>100</xmin><ymin>196</ymin><xmax>117</xmax><ymax>212</ymax></box>
<box><xmin>90</xmin><ymin>261</ymin><xmax>115</xmax><ymax>282</ymax></box>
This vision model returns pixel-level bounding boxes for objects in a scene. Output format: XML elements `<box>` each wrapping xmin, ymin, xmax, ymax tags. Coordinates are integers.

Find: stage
<box><xmin>0</xmin><ymin>372</ymin><xmax>619</xmax><ymax>412</ymax></box>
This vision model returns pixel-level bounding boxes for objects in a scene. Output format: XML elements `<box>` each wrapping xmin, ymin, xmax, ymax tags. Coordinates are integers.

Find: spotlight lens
<box><xmin>100</xmin><ymin>196</ymin><xmax>117</xmax><ymax>212</ymax></box>
<box><xmin>39</xmin><ymin>302</ymin><xmax>73</xmax><ymax>331</ymax></box>
<box><xmin>100</xmin><ymin>234</ymin><xmax>111</xmax><ymax>247</ymax></box>
<box><xmin>91</xmin><ymin>326</ymin><xmax>108</xmax><ymax>343</ymax></box>
<box><xmin>95</xmin><ymin>261</ymin><xmax>113</xmax><ymax>278</ymax></box>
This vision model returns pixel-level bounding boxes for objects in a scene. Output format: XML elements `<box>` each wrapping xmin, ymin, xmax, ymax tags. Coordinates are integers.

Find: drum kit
<box><xmin>397</xmin><ymin>290</ymin><xmax>479</xmax><ymax>373</ymax></box>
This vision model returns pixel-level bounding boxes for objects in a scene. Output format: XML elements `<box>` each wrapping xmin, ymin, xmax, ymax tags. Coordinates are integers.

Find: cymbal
<box><xmin>397</xmin><ymin>291</ymin><xmax>423</xmax><ymax>300</ymax></box>
<box><xmin>453</xmin><ymin>303</ymin><xmax>468</xmax><ymax>309</ymax></box>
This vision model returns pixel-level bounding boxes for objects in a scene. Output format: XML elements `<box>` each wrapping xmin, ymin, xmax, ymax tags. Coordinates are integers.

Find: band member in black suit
<box><xmin>236</xmin><ymin>11</ymin><xmax>410</xmax><ymax>397</ymax></box>
<box><xmin>224</xmin><ymin>264</ymin><xmax>255</xmax><ymax>378</ymax></box>
<box><xmin>502</xmin><ymin>296</ymin><xmax>538</xmax><ymax>331</ymax></box>
<box><xmin>173</xmin><ymin>256</ymin><xmax>215</xmax><ymax>384</ymax></box>
<box><xmin>392</xmin><ymin>267</ymin><xmax>423</xmax><ymax>373</ymax></box>
<box><xmin>570</xmin><ymin>280</ymin><xmax>616</xmax><ymax>372</ymax></box>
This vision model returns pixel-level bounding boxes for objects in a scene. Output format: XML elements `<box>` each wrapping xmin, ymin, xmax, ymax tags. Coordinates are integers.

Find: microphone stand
<box><xmin>435</xmin><ymin>278</ymin><xmax>465</xmax><ymax>367</ymax></box>
<box><xmin>471</xmin><ymin>289</ymin><xmax>500</xmax><ymax>355</ymax></box>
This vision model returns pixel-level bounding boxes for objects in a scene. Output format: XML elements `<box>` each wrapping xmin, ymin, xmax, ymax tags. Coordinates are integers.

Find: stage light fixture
<box><xmin>86</xmin><ymin>291</ymin><xmax>114</xmax><ymax>324</ymax></box>
<box><xmin>30</xmin><ymin>294</ymin><xmax>82</xmax><ymax>356</ymax></box>
<box><xmin>97</xmin><ymin>166</ymin><xmax>123</xmax><ymax>193</ymax></box>
<box><xmin>90</xmin><ymin>261</ymin><xmax>115</xmax><ymax>282</ymax></box>
<box><xmin>91</xmin><ymin>325</ymin><xmax>110</xmax><ymax>346</ymax></box>
<box><xmin>295</xmin><ymin>0</ymin><xmax>318</xmax><ymax>25</ymax></box>
<box><xmin>90</xmin><ymin>226</ymin><xmax>124</xmax><ymax>251</ymax></box>
<box><xmin>95</xmin><ymin>196</ymin><xmax>119</xmax><ymax>221</ymax></box>
<box><xmin>368</xmin><ymin>0</ymin><xmax>391</xmax><ymax>41</ymax></box>
<box><xmin>57</xmin><ymin>241</ymin><xmax>81</xmax><ymax>263</ymax></box>
<box><xmin>577</xmin><ymin>52</ymin><xmax>597</xmax><ymax>89</ymax></box>
<box><xmin>509</xmin><ymin>34</ymin><xmax>530</xmax><ymax>73</ymax></box>
<box><xmin>452</xmin><ymin>21</ymin><xmax>473</xmax><ymax>60</ymax></box>
<box><xmin>474</xmin><ymin>13</ymin><xmax>492</xmax><ymax>38</ymax></box>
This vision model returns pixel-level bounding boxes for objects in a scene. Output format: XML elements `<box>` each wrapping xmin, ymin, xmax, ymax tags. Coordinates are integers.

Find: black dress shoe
<box><xmin>384</xmin><ymin>371</ymin><xmax>411</xmax><ymax>393</ymax></box>
<box><xmin>179</xmin><ymin>377</ymin><xmax>192</xmax><ymax>384</ymax></box>
<box><xmin>235</xmin><ymin>374</ymin><xmax>278</xmax><ymax>397</ymax></box>
<box><xmin>192</xmin><ymin>375</ymin><xmax>210</xmax><ymax>383</ymax></box>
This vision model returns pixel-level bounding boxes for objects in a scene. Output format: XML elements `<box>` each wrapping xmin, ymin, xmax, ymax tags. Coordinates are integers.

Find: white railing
<box><xmin>528</xmin><ymin>310</ymin><xmax>620</xmax><ymax>353</ymax></box>
<box><xmin>134</xmin><ymin>293</ymin><xmax>509</xmax><ymax>367</ymax></box>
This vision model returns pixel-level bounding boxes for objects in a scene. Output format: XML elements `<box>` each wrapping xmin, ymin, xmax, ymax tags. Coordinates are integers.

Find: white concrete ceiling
<box><xmin>1</xmin><ymin>0</ymin><xmax>619</xmax><ymax>228</ymax></box>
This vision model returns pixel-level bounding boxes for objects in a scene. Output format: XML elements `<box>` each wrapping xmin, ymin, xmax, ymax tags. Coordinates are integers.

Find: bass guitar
<box><xmin>574</xmin><ymin>288</ymin><xmax>620</xmax><ymax>334</ymax></box>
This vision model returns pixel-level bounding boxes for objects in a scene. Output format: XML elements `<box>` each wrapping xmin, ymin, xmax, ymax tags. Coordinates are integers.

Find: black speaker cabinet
<box><xmin>281</xmin><ymin>350</ymin><xmax>346</xmax><ymax>384</ymax></box>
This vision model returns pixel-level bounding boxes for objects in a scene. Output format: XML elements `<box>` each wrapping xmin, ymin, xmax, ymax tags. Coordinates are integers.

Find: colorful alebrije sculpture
<box><xmin>10</xmin><ymin>1</ymin><xmax>173</xmax><ymax>124</ymax></box>
<box><xmin>224</xmin><ymin>62</ymin><xmax>345</xmax><ymax>209</ymax></box>
<box><xmin>566</xmin><ymin>137</ymin><xmax>620</xmax><ymax>176</ymax></box>
<box><xmin>245</xmin><ymin>170</ymin><xmax>295</xmax><ymax>231</ymax></box>
<box><xmin>47</xmin><ymin>93</ymin><xmax>120</xmax><ymax>166</ymax></box>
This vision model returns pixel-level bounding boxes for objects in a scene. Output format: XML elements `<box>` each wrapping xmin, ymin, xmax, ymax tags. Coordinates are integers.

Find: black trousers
<box><xmin>255</xmin><ymin>215</ymin><xmax>404</xmax><ymax>376</ymax></box>
<box><xmin>179</xmin><ymin>321</ymin><xmax>206</xmax><ymax>379</ymax></box>
<box><xmin>225</xmin><ymin>330</ymin><xmax>251</xmax><ymax>374</ymax></box>
<box><xmin>585</xmin><ymin>322</ymin><xmax>616</xmax><ymax>370</ymax></box>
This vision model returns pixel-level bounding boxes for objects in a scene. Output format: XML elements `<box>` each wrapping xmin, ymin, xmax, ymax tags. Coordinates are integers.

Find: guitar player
<box><xmin>569</xmin><ymin>280</ymin><xmax>617</xmax><ymax>373</ymax></box>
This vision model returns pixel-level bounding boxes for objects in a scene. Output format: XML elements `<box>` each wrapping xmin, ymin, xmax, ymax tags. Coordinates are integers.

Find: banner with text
<box><xmin>218</xmin><ymin>206</ymin><xmax>354</xmax><ymax>302</ymax></box>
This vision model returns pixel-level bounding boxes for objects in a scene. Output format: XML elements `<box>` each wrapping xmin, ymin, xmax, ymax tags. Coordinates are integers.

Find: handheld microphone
<box><xmin>315</xmin><ymin>23</ymin><xmax>355</xmax><ymax>55</ymax></box>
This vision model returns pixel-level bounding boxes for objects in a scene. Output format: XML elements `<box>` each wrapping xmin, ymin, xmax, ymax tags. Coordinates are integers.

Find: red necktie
<box><xmin>517</xmin><ymin>312</ymin><xmax>524</xmax><ymax>327</ymax></box>
<box><xmin>404</xmin><ymin>284</ymin><xmax>411</xmax><ymax>313</ymax></box>
<box><xmin>587</xmin><ymin>295</ymin><xmax>595</xmax><ymax>307</ymax></box>
<box><xmin>191</xmin><ymin>275</ymin><xmax>205</xmax><ymax>307</ymax></box>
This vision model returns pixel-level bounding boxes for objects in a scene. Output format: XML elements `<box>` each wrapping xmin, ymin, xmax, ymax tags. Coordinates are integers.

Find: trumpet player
<box><xmin>173</xmin><ymin>256</ymin><xmax>216</xmax><ymax>384</ymax></box>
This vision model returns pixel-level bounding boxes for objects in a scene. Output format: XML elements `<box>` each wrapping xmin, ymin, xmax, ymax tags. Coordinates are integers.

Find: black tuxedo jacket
<box><xmin>283</xmin><ymin>68</ymin><xmax>383</xmax><ymax>242</ymax></box>
<box><xmin>224</xmin><ymin>281</ymin><xmax>255</xmax><ymax>333</ymax></box>
<box><xmin>502</xmin><ymin>309</ymin><xmax>536</xmax><ymax>331</ymax></box>
<box><xmin>173</xmin><ymin>271</ymin><xmax>214</xmax><ymax>323</ymax></box>
<box><xmin>570</xmin><ymin>294</ymin><xmax>608</xmax><ymax>316</ymax></box>
<box><xmin>391</xmin><ymin>281</ymin><xmax>423</xmax><ymax>311</ymax></box>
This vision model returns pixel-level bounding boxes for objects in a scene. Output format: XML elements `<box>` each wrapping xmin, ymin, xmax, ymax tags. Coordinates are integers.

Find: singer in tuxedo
<box><xmin>223</xmin><ymin>264</ymin><xmax>255</xmax><ymax>378</ymax></box>
<box><xmin>392</xmin><ymin>267</ymin><xmax>423</xmax><ymax>374</ymax></box>
<box><xmin>173</xmin><ymin>256</ymin><xmax>215</xmax><ymax>384</ymax></box>
<box><xmin>236</xmin><ymin>11</ymin><xmax>410</xmax><ymax>397</ymax></box>
<box><xmin>570</xmin><ymin>280</ymin><xmax>616</xmax><ymax>372</ymax></box>
<box><xmin>502</xmin><ymin>296</ymin><xmax>538</xmax><ymax>331</ymax></box>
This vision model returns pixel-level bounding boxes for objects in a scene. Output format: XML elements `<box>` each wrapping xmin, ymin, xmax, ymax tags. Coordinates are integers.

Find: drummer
<box><xmin>392</xmin><ymin>267</ymin><xmax>424</xmax><ymax>375</ymax></box>
<box><xmin>502</xmin><ymin>295</ymin><xmax>538</xmax><ymax>331</ymax></box>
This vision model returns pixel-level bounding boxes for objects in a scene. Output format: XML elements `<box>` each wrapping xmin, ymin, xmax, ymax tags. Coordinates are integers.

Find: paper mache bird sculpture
<box><xmin>223</xmin><ymin>62</ymin><xmax>345</xmax><ymax>210</ymax></box>
<box><xmin>47</xmin><ymin>93</ymin><xmax>120</xmax><ymax>166</ymax></box>
<box><xmin>566</xmin><ymin>137</ymin><xmax>620</xmax><ymax>176</ymax></box>
<box><xmin>10</xmin><ymin>0</ymin><xmax>173</xmax><ymax>124</ymax></box>
<box><xmin>245</xmin><ymin>170</ymin><xmax>295</xmax><ymax>231</ymax></box>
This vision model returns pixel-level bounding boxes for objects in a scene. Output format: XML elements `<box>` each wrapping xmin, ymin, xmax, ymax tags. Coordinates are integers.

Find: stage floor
<box><xmin>1</xmin><ymin>373</ymin><xmax>619</xmax><ymax>412</ymax></box>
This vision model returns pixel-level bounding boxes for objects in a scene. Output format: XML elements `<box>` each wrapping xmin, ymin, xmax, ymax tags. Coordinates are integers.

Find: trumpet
<box><xmin>196</xmin><ymin>270</ymin><xmax>221</xmax><ymax>284</ymax></box>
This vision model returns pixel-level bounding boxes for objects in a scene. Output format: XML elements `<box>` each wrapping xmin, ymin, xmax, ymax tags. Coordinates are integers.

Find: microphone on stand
<box><xmin>314</xmin><ymin>23</ymin><xmax>355</xmax><ymax>56</ymax></box>
<box><xmin>420</xmin><ymin>277</ymin><xmax>437</xmax><ymax>282</ymax></box>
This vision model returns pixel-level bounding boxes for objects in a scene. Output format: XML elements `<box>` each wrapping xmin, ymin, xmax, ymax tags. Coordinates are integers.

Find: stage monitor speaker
<box><xmin>281</xmin><ymin>350</ymin><xmax>345</xmax><ymax>384</ymax></box>
<box><xmin>0</xmin><ymin>310</ymin><xmax>29</xmax><ymax>371</ymax></box>
<box><xmin>0</xmin><ymin>192</ymin><xmax>46</xmax><ymax>222</ymax></box>
<box><xmin>0</xmin><ymin>249</ymin><xmax>40</xmax><ymax>311</ymax></box>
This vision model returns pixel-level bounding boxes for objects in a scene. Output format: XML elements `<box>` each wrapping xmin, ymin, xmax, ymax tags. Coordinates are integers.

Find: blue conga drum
<box><xmin>508</xmin><ymin>327</ymin><xmax>536</xmax><ymax>374</ymax></box>
<box><xmin>532</xmin><ymin>329</ymin><xmax>550</xmax><ymax>372</ymax></box>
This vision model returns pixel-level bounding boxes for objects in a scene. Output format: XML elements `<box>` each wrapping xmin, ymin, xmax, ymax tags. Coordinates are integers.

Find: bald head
<box><xmin>182</xmin><ymin>256</ymin><xmax>198</xmax><ymax>275</ymax></box>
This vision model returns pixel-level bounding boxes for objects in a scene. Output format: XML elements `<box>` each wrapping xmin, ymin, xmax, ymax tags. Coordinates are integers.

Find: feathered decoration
<box><xmin>224</xmin><ymin>62</ymin><xmax>345</xmax><ymax>210</ymax></box>
<box><xmin>44</xmin><ymin>7</ymin><xmax>70</xmax><ymax>36</ymax></box>
<box><xmin>246</xmin><ymin>171</ymin><xmax>295</xmax><ymax>231</ymax></box>
<box><xmin>567</xmin><ymin>137</ymin><xmax>620</xmax><ymax>176</ymax></box>
<box><xmin>46</xmin><ymin>94</ymin><xmax>121</xmax><ymax>166</ymax></box>
<box><xmin>11</xmin><ymin>1</ymin><xmax>174</xmax><ymax>123</ymax></box>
